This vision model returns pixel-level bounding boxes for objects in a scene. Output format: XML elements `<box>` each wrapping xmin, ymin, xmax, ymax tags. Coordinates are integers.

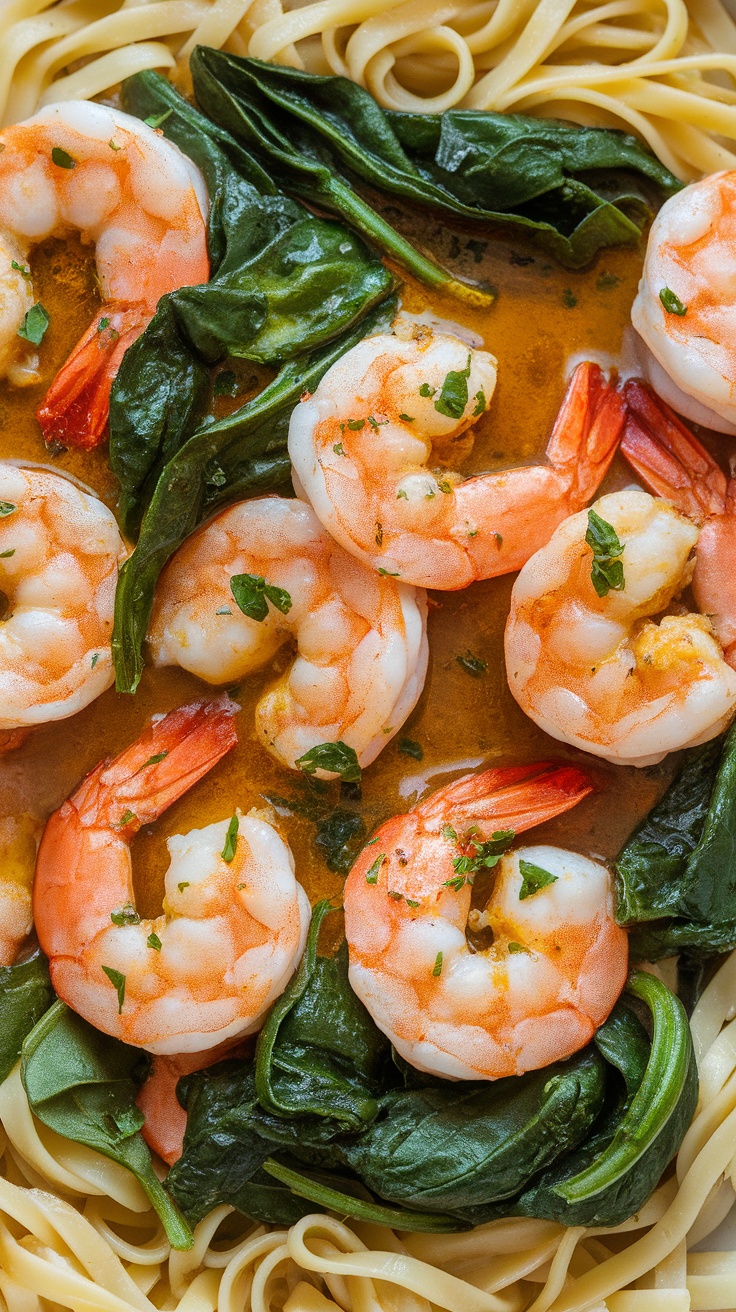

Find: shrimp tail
<box><xmin>545</xmin><ymin>361</ymin><xmax>625</xmax><ymax>501</ymax></box>
<box><xmin>36</xmin><ymin>307</ymin><xmax>147</xmax><ymax>450</ymax></box>
<box><xmin>69</xmin><ymin>695</ymin><xmax>239</xmax><ymax>832</ymax></box>
<box><xmin>622</xmin><ymin>379</ymin><xmax>728</xmax><ymax>519</ymax></box>
<box><xmin>138</xmin><ymin>1041</ymin><xmax>249</xmax><ymax>1165</ymax></box>
<box><xmin>418</xmin><ymin>761</ymin><xmax>594</xmax><ymax>832</ymax></box>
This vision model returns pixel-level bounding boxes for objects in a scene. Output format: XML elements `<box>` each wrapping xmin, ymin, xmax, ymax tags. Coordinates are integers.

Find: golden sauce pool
<box><xmin>0</xmin><ymin>229</ymin><xmax>672</xmax><ymax>923</ymax></box>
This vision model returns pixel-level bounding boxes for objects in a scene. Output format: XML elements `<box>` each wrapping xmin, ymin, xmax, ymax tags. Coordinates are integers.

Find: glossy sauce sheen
<box><xmin>0</xmin><ymin>231</ymin><xmax>672</xmax><ymax>923</ymax></box>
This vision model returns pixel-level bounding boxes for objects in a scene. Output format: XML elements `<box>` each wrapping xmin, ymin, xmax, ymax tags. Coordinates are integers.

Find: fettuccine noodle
<box><xmin>1</xmin><ymin>0</ymin><xmax>736</xmax><ymax>178</ymax></box>
<box><xmin>0</xmin><ymin>950</ymin><xmax>734</xmax><ymax>1311</ymax></box>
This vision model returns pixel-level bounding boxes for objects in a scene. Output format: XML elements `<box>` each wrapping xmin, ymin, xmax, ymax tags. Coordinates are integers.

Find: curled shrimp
<box><xmin>0</xmin><ymin>814</ymin><xmax>38</xmax><ymax>967</ymax></box>
<box><xmin>289</xmin><ymin>331</ymin><xmax>624</xmax><ymax>589</ymax></box>
<box><xmin>622</xmin><ymin>380</ymin><xmax>736</xmax><ymax>669</ymax></box>
<box><xmin>631</xmin><ymin>170</ymin><xmax>736</xmax><ymax>435</ymax></box>
<box><xmin>345</xmin><ymin>762</ymin><xmax>627</xmax><ymax>1080</ymax></box>
<box><xmin>0</xmin><ymin>101</ymin><xmax>208</xmax><ymax>448</ymax></box>
<box><xmin>148</xmin><ymin>496</ymin><xmax>428</xmax><ymax>774</ymax></box>
<box><xmin>33</xmin><ymin>698</ymin><xmax>310</xmax><ymax>1054</ymax></box>
<box><xmin>504</xmin><ymin>489</ymin><xmax>736</xmax><ymax>767</ymax></box>
<box><xmin>0</xmin><ymin>462</ymin><xmax>127</xmax><ymax>731</ymax></box>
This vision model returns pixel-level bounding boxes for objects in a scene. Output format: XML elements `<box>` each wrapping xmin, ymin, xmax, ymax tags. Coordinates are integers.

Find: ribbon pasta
<box><xmin>1</xmin><ymin>0</ymin><xmax>736</xmax><ymax>178</ymax></box>
<box><xmin>0</xmin><ymin>950</ymin><xmax>735</xmax><ymax>1310</ymax></box>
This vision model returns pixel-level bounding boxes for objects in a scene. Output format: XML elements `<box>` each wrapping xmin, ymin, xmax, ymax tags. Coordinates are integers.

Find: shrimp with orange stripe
<box><xmin>344</xmin><ymin>762</ymin><xmax>628</xmax><ymax>1080</ymax></box>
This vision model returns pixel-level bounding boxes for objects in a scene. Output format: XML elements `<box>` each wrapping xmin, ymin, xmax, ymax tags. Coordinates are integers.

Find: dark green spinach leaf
<box><xmin>22</xmin><ymin>1002</ymin><xmax>193</xmax><ymax>1250</ymax></box>
<box><xmin>0</xmin><ymin>954</ymin><xmax>54</xmax><ymax>1085</ymax></box>
<box><xmin>190</xmin><ymin>50</ymin><xmax>679</xmax><ymax>271</ymax></box>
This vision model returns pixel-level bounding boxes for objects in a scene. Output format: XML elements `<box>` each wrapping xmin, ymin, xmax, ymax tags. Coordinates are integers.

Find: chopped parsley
<box><xmin>17</xmin><ymin>303</ymin><xmax>49</xmax><ymax>346</ymax></box>
<box><xmin>296</xmin><ymin>741</ymin><xmax>361</xmax><ymax>783</ymax></box>
<box><xmin>399</xmin><ymin>413</ymin><xmax>415</xmax><ymax>422</ymax></box>
<box><xmin>432</xmin><ymin>951</ymin><xmax>443</xmax><ymax>977</ymax></box>
<box><xmin>51</xmin><ymin>147</ymin><xmax>76</xmax><ymax>169</ymax></box>
<box><xmin>178</xmin><ymin>881</ymin><xmax>190</xmax><ymax>893</ymax></box>
<box><xmin>140</xmin><ymin>751</ymin><xmax>168</xmax><ymax>770</ymax></box>
<box><xmin>364</xmin><ymin>850</ymin><xmax>388</xmax><ymax>881</ymax></box>
<box><xmin>586</xmin><ymin>509</ymin><xmax>625</xmax><ymax>598</ymax></box>
<box><xmin>108</xmin><ymin>139</ymin><xmax>121</xmax><ymax>151</ymax></box>
<box><xmin>377</xmin><ymin>566</ymin><xmax>400</xmax><ymax>577</ymax></box>
<box><xmin>0</xmin><ymin>504</ymin><xmax>15</xmax><ymax>517</ymax></box>
<box><xmin>367</xmin><ymin>415</ymin><xmax>387</xmax><ymax>431</ymax></box>
<box><xmin>221</xmin><ymin>813</ymin><xmax>239</xmax><ymax>863</ymax></box>
<box><xmin>11</xmin><ymin>261</ymin><xmax>30</xmax><ymax>280</ymax></box>
<box><xmin>147</xmin><ymin>933</ymin><xmax>162</xmax><ymax>951</ymax></box>
<box><xmin>444</xmin><ymin>828</ymin><xmax>515</xmax><ymax>889</ymax></box>
<box><xmin>456</xmin><ymin>651</ymin><xmax>487</xmax><ymax>677</ymax></box>
<box><xmin>144</xmin><ymin>110</ymin><xmax>173</xmax><ymax>129</ymax></box>
<box><xmin>508</xmin><ymin>941</ymin><xmax>528</xmax><ymax>954</ymax></box>
<box><xmin>472</xmin><ymin>389</ymin><xmax>486</xmax><ymax>417</ymax></box>
<box><xmin>0</xmin><ymin>549</ymin><xmax>14</xmax><ymax>559</ymax></box>
<box><xmin>419</xmin><ymin>383</ymin><xmax>436</xmax><ymax>398</ymax></box>
<box><xmin>333</xmin><ymin>443</ymin><xmax>345</xmax><ymax>456</ymax></box>
<box><xmin>98</xmin><ymin>318</ymin><xmax>110</xmax><ymax>332</ymax></box>
<box><xmin>118</xmin><ymin>810</ymin><xmax>136</xmax><ymax>827</ymax></box>
<box><xmin>562</xmin><ymin>288</ymin><xmax>577</xmax><ymax>308</ymax></box>
<box><xmin>659</xmin><ymin>286</ymin><xmax>687</xmax><ymax>316</ymax></box>
<box><xmin>230</xmin><ymin>572</ymin><xmax>292</xmax><ymax>623</ymax></box>
<box><xmin>434</xmin><ymin>354</ymin><xmax>471</xmax><ymax>419</ymax></box>
<box><xmin>101</xmin><ymin>966</ymin><xmax>126</xmax><ymax>1012</ymax></box>
<box><xmin>398</xmin><ymin>737</ymin><xmax>423</xmax><ymax>760</ymax></box>
<box><xmin>90</xmin><ymin>653</ymin><xmax>99</xmax><ymax>667</ymax></box>
<box><xmin>110</xmin><ymin>904</ymin><xmax>140</xmax><ymax>927</ymax></box>
<box><xmin>346</xmin><ymin>418</ymin><xmax>365</xmax><ymax>431</ymax></box>
<box><xmin>518</xmin><ymin>859</ymin><xmax>558</xmax><ymax>900</ymax></box>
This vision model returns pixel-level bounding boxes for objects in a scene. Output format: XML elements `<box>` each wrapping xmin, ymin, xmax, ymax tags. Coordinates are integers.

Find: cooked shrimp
<box><xmin>622</xmin><ymin>380</ymin><xmax>736</xmax><ymax>669</ymax></box>
<box><xmin>289</xmin><ymin>332</ymin><xmax>624</xmax><ymax>589</ymax></box>
<box><xmin>0</xmin><ymin>101</ymin><xmax>208</xmax><ymax>448</ymax></box>
<box><xmin>631</xmin><ymin>170</ymin><xmax>736</xmax><ymax>435</ymax></box>
<box><xmin>148</xmin><ymin>496</ymin><xmax>428</xmax><ymax>774</ymax></box>
<box><xmin>33</xmin><ymin>698</ymin><xmax>310</xmax><ymax>1054</ymax></box>
<box><xmin>345</xmin><ymin>762</ymin><xmax>627</xmax><ymax>1080</ymax></box>
<box><xmin>0</xmin><ymin>462</ymin><xmax>127</xmax><ymax>731</ymax></box>
<box><xmin>0</xmin><ymin>814</ymin><xmax>38</xmax><ymax>966</ymax></box>
<box><xmin>505</xmin><ymin>490</ymin><xmax>736</xmax><ymax>767</ymax></box>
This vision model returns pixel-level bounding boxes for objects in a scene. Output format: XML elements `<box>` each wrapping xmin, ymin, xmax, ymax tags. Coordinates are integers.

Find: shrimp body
<box><xmin>148</xmin><ymin>496</ymin><xmax>428</xmax><ymax>773</ymax></box>
<box><xmin>345</xmin><ymin>763</ymin><xmax>627</xmax><ymax>1080</ymax></box>
<box><xmin>33</xmin><ymin>699</ymin><xmax>310</xmax><ymax>1055</ymax></box>
<box><xmin>0</xmin><ymin>462</ymin><xmax>127</xmax><ymax>730</ymax></box>
<box><xmin>505</xmin><ymin>490</ymin><xmax>736</xmax><ymax>766</ymax></box>
<box><xmin>631</xmin><ymin>171</ymin><xmax>736</xmax><ymax>435</ymax></box>
<box><xmin>0</xmin><ymin>102</ymin><xmax>208</xmax><ymax>447</ymax></box>
<box><xmin>0</xmin><ymin>814</ymin><xmax>38</xmax><ymax>966</ymax></box>
<box><xmin>622</xmin><ymin>380</ymin><xmax>736</xmax><ymax>669</ymax></box>
<box><xmin>289</xmin><ymin>334</ymin><xmax>624</xmax><ymax>589</ymax></box>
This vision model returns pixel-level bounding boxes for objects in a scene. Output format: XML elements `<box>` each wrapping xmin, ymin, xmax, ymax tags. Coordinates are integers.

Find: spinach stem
<box><xmin>261</xmin><ymin>1159</ymin><xmax>463</xmax><ymax>1233</ymax></box>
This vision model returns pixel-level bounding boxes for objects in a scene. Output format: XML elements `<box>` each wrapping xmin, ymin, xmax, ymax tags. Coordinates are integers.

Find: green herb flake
<box><xmin>333</xmin><ymin>443</ymin><xmax>345</xmax><ymax>456</ymax></box>
<box><xmin>51</xmin><ymin>147</ymin><xmax>76</xmax><ymax>169</ymax></box>
<box><xmin>110</xmin><ymin>904</ymin><xmax>140</xmax><ymax>927</ymax></box>
<box><xmin>0</xmin><ymin>549</ymin><xmax>14</xmax><ymax>559</ymax></box>
<box><xmin>432</xmin><ymin>951</ymin><xmax>443</xmax><ymax>977</ymax></box>
<box><xmin>144</xmin><ymin>110</ymin><xmax>173</xmax><ymax>129</ymax></box>
<box><xmin>11</xmin><ymin>261</ymin><xmax>30</xmax><ymax>280</ymax></box>
<box><xmin>396</xmin><ymin>489</ymin><xmax>408</xmax><ymax>500</ymax></box>
<box><xmin>98</xmin><ymin>318</ymin><xmax>110</xmax><ymax>332</ymax></box>
<box><xmin>147</xmin><ymin>933</ymin><xmax>162</xmax><ymax>951</ymax></box>
<box><xmin>0</xmin><ymin>504</ymin><xmax>15</xmax><ymax>517</ymax></box>
<box><xmin>177</xmin><ymin>881</ymin><xmax>190</xmax><ymax>894</ymax></box>
<box><xmin>296</xmin><ymin>741</ymin><xmax>361</xmax><ymax>783</ymax></box>
<box><xmin>419</xmin><ymin>383</ymin><xmax>436</xmax><ymax>398</ymax></box>
<box><xmin>450</xmin><ymin>829</ymin><xmax>515</xmax><ymax>883</ymax></box>
<box><xmin>406</xmin><ymin>898</ymin><xmax>420</xmax><ymax>908</ymax></box>
<box><xmin>508</xmin><ymin>941</ymin><xmax>528</xmax><ymax>954</ymax></box>
<box><xmin>140</xmin><ymin>751</ymin><xmax>168</xmax><ymax>770</ymax></box>
<box><xmin>456</xmin><ymin>651</ymin><xmax>487</xmax><ymax>677</ymax></box>
<box><xmin>518</xmin><ymin>859</ymin><xmax>559</xmax><ymax>901</ymax></box>
<box><xmin>108</xmin><ymin>139</ymin><xmax>121</xmax><ymax>152</ymax></box>
<box><xmin>101</xmin><ymin>966</ymin><xmax>126</xmax><ymax>1013</ymax></box>
<box><xmin>347</xmin><ymin>418</ymin><xmax>365</xmax><ymax>431</ymax></box>
<box><xmin>231</xmin><ymin>572</ymin><xmax>292</xmax><ymax>623</ymax></box>
<box><xmin>562</xmin><ymin>288</ymin><xmax>578</xmax><ymax>308</ymax></box>
<box><xmin>365</xmin><ymin>854</ymin><xmax>385</xmax><ymax>884</ymax></box>
<box><xmin>367</xmin><ymin>415</ymin><xmax>387</xmax><ymax>431</ymax></box>
<box><xmin>586</xmin><ymin>509</ymin><xmax>625</xmax><ymax>598</ymax></box>
<box><xmin>437</xmin><ymin>479</ymin><xmax>452</xmax><ymax>495</ymax></box>
<box><xmin>221</xmin><ymin>813</ymin><xmax>239</xmax><ymax>863</ymax></box>
<box><xmin>388</xmin><ymin>890</ymin><xmax>403</xmax><ymax>901</ymax></box>
<box><xmin>441</xmin><ymin>824</ymin><xmax>458</xmax><ymax>843</ymax></box>
<box><xmin>434</xmin><ymin>355</ymin><xmax>472</xmax><ymax>419</ymax></box>
<box><xmin>596</xmin><ymin>272</ymin><xmax>621</xmax><ymax>290</ymax></box>
<box><xmin>377</xmin><ymin>567</ymin><xmax>400</xmax><ymax>577</ymax></box>
<box><xmin>90</xmin><ymin>653</ymin><xmax>99</xmax><ymax>668</ymax></box>
<box><xmin>118</xmin><ymin>810</ymin><xmax>136</xmax><ymax>827</ymax></box>
<box><xmin>17</xmin><ymin>303</ymin><xmax>49</xmax><ymax>346</ymax></box>
<box><xmin>659</xmin><ymin>286</ymin><xmax>687</xmax><ymax>316</ymax></box>
<box><xmin>472</xmin><ymin>389</ymin><xmax>486</xmax><ymax>418</ymax></box>
<box><xmin>399</xmin><ymin>413</ymin><xmax>415</xmax><ymax>422</ymax></box>
<box><xmin>398</xmin><ymin>737</ymin><xmax>423</xmax><ymax>760</ymax></box>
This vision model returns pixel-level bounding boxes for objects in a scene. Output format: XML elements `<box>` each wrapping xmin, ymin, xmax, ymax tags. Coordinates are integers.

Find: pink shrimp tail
<box><xmin>33</xmin><ymin>698</ymin><xmax>238</xmax><ymax>956</ymax></box>
<box><xmin>138</xmin><ymin>1040</ymin><xmax>250</xmax><ymax>1165</ymax></box>
<box><xmin>37</xmin><ymin>306</ymin><xmax>148</xmax><ymax>450</ymax></box>
<box><xmin>545</xmin><ymin>361</ymin><xmax>625</xmax><ymax>500</ymax></box>
<box><xmin>621</xmin><ymin>379</ymin><xmax>728</xmax><ymax>518</ymax></box>
<box><xmin>416</xmin><ymin>761</ymin><xmax>594</xmax><ymax>833</ymax></box>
